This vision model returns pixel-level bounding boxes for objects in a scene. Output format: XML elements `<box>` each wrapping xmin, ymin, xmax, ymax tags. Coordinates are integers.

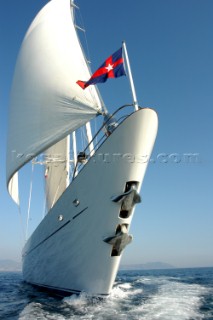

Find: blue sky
<box><xmin>0</xmin><ymin>0</ymin><xmax>213</xmax><ymax>268</ymax></box>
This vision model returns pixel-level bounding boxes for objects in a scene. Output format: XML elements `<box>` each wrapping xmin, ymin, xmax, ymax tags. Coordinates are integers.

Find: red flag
<box><xmin>77</xmin><ymin>47</ymin><xmax>126</xmax><ymax>89</ymax></box>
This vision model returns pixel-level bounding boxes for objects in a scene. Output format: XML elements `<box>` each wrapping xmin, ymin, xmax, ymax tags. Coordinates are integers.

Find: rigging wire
<box><xmin>74</xmin><ymin>2</ymin><xmax>106</xmax><ymax>114</ymax></box>
<box><xmin>75</xmin><ymin>2</ymin><xmax>91</xmax><ymax>66</ymax></box>
<box><xmin>25</xmin><ymin>161</ymin><xmax>34</xmax><ymax>241</ymax></box>
<box><xmin>94</xmin><ymin>117</ymin><xmax>98</xmax><ymax>147</ymax></box>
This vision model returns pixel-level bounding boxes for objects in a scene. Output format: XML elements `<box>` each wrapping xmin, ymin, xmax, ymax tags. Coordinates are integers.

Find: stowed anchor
<box><xmin>103</xmin><ymin>224</ymin><xmax>132</xmax><ymax>256</ymax></box>
<box><xmin>111</xmin><ymin>182</ymin><xmax>141</xmax><ymax>218</ymax></box>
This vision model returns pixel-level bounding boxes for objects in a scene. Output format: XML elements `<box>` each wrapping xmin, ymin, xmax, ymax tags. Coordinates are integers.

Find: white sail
<box><xmin>6</xmin><ymin>0</ymin><xmax>102</xmax><ymax>198</ymax></box>
<box><xmin>44</xmin><ymin>136</ymin><xmax>70</xmax><ymax>211</ymax></box>
<box><xmin>8</xmin><ymin>172</ymin><xmax>19</xmax><ymax>205</ymax></box>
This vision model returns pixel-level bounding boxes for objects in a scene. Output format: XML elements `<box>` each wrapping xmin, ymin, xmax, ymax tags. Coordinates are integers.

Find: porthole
<box><xmin>73</xmin><ymin>199</ymin><xmax>80</xmax><ymax>207</ymax></box>
<box><xmin>58</xmin><ymin>214</ymin><xmax>63</xmax><ymax>221</ymax></box>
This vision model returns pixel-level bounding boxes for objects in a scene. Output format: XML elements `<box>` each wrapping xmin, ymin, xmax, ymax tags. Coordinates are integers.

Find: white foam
<box><xmin>110</xmin><ymin>285</ymin><xmax>129</xmax><ymax>299</ymax></box>
<box><xmin>118</xmin><ymin>282</ymin><xmax>132</xmax><ymax>289</ymax></box>
<box><xmin>18</xmin><ymin>302</ymin><xmax>65</xmax><ymax>320</ymax></box>
<box><xmin>132</xmin><ymin>279</ymin><xmax>209</xmax><ymax>320</ymax></box>
<box><xmin>65</xmin><ymin>281</ymin><xmax>141</xmax><ymax>319</ymax></box>
<box><xmin>63</xmin><ymin>283</ymin><xmax>142</xmax><ymax>319</ymax></box>
<box><xmin>63</xmin><ymin>292</ymin><xmax>89</xmax><ymax>307</ymax></box>
<box><xmin>18</xmin><ymin>277</ymin><xmax>210</xmax><ymax>320</ymax></box>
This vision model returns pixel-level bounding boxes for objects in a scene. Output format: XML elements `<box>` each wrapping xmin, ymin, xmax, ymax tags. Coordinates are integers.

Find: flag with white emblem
<box><xmin>77</xmin><ymin>47</ymin><xmax>126</xmax><ymax>89</ymax></box>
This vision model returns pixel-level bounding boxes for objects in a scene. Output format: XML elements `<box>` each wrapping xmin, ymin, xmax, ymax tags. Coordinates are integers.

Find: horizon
<box><xmin>0</xmin><ymin>258</ymin><xmax>213</xmax><ymax>273</ymax></box>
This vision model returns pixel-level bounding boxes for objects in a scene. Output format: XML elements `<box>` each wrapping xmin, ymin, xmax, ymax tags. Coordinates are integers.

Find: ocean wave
<box><xmin>2</xmin><ymin>268</ymin><xmax>212</xmax><ymax>320</ymax></box>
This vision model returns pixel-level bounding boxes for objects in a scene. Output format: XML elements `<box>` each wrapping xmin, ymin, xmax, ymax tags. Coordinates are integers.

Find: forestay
<box><xmin>6</xmin><ymin>0</ymin><xmax>103</xmax><ymax>203</ymax></box>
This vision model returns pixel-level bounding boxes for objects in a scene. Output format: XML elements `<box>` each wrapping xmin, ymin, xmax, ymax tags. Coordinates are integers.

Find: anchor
<box><xmin>103</xmin><ymin>224</ymin><xmax>133</xmax><ymax>256</ymax></box>
<box><xmin>111</xmin><ymin>183</ymin><xmax>141</xmax><ymax>211</ymax></box>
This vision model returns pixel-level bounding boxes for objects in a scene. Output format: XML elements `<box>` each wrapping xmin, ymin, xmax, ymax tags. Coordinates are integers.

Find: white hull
<box><xmin>22</xmin><ymin>108</ymin><xmax>158</xmax><ymax>295</ymax></box>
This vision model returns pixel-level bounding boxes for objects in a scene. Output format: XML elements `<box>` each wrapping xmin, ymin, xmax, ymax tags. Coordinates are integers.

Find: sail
<box><xmin>8</xmin><ymin>172</ymin><xmax>19</xmax><ymax>205</ymax></box>
<box><xmin>6</xmin><ymin>0</ymin><xmax>103</xmax><ymax>198</ymax></box>
<box><xmin>44</xmin><ymin>136</ymin><xmax>70</xmax><ymax>211</ymax></box>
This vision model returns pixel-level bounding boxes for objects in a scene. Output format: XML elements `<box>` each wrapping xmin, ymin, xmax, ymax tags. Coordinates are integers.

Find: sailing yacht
<box><xmin>6</xmin><ymin>0</ymin><xmax>158</xmax><ymax>295</ymax></box>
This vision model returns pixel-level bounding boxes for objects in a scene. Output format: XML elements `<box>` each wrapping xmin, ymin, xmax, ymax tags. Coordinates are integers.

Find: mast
<box><xmin>72</xmin><ymin>131</ymin><xmax>78</xmax><ymax>177</ymax></box>
<box><xmin>66</xmin><ymin>135</ymin><xmax>70</xmax><ymax>186</ymax></box>
<box><xmin>122</xmin><ymin>41</ymin><xmax>139</xmax><ymax>111</ymax></box>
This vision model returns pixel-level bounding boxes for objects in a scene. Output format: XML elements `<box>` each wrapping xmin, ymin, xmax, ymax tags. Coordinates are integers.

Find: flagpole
<box><xmin>122</xmin><ymin>41</ymin><xmax>139</xmax><ymax>111</ymax></box>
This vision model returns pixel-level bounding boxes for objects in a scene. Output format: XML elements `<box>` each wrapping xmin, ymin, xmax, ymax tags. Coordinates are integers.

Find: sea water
<box><xmin>0</xmin><ymin>267</ymin><xmax>213</xmax><ymax>319</ymax></box>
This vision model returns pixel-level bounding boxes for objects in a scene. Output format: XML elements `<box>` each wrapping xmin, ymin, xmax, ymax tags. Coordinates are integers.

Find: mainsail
<box><xmin>7</xmin><ymin>0</ymin><xmax>103</xmax><ymax>203</ymax></box>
